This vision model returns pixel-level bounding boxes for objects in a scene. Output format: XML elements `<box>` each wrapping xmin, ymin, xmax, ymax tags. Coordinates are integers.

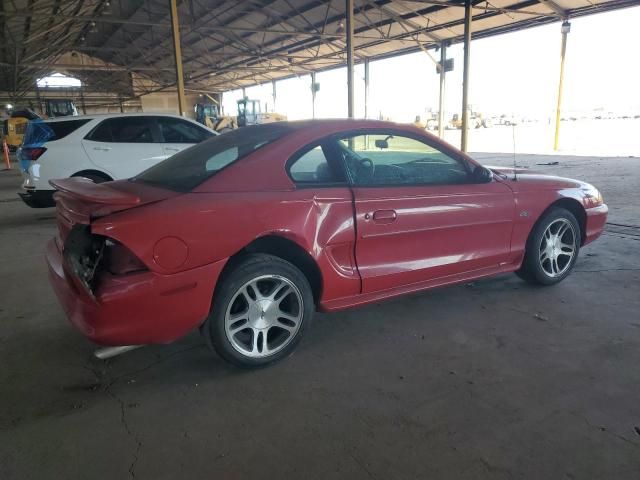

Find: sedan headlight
<box><xmin>583</xmin><ymin>185</ymin><xmax>604</xmax><ymax>207</ymax></box>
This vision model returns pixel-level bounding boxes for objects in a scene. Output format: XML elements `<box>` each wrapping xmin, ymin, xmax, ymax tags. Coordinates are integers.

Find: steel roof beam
<box><xmin>402</xmin><ymin>0</ymin><xmax>561</xmax><ymax>17</ymax></box>
<box><xmin>538</xmin><ymin>0</ymin><xmax>567</xmax><ymax>17</ymax></box>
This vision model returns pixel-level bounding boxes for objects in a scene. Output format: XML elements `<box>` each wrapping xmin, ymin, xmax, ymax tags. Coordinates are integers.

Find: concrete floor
<box><xmin>1</xmin><ymin>154</ymin><xmax>639</xmax><ymax>479</ymax></box>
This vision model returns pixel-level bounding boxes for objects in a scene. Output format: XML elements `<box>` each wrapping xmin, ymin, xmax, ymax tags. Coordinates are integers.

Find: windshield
<box><xmin>47</xmin><ymin>100</ymin><xmax>77</xmax><ymax>117</ymax></box>
<box><xmin>203</xmin><ymin>105</ymin><xmax>217</xmax><ymax>117</ymax></box>
<box><xmin>134</xmin><ymin>123</ymin><xmax>292</xmax><ymax>192</ymax></box>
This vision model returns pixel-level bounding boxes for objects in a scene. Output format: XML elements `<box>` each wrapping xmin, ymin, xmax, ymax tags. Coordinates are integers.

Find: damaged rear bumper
<box><xmin>46</xmin><ymin>238</ymin><xmax>226</xmax><ymax>346</ymax></box>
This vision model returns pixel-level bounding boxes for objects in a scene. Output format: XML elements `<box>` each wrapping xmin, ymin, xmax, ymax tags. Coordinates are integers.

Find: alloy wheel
<box><xmin>224</xmin><ymin>275</ymin><xmax>303</xmax><ymax>358</ymax></box>
<box><xmin>538</xmin><ymin>218</ymin><xmax>577</xmax><ymax>278</ymax></box>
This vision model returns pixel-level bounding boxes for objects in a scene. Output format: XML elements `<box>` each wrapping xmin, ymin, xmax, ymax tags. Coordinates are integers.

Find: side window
<box><xmin>289</xmin><ymin>144</ymin><xmax>344</xmax><ymax>184</ymax></box>
<box><xmin>88</xmin><ymin>117</ymin><xmax>155</xmax><ymax>143</ymax></box>
<box><xmin>205</xmin><ymin>147</ymin><xmax>239</xmax><ymax>171</ymax></box>
<box><xmin>159</xmin><ymin>117</ymin><xmax>213</xmax><ymax>143</ymax></box>
<box><xmin>87</xmin><ymin>120</ymin><xmax>113</xmax><ymax>142</ymax></box>
<box><xmin>337</xmin><ymin>133</ymin><xmax>470</xmax><ymax>186</ymax></box>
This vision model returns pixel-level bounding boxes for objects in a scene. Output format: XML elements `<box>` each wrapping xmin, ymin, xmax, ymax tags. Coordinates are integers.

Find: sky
<box><xmin>222</xmin><ymin>5</ymin><xmax>640</xmax><ymax>123</ymax></box>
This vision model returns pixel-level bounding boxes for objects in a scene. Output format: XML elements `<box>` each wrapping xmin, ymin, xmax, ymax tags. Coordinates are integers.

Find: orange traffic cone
<box><xmin>2</xmin><ymin>139</ymin><xmax>11</xmax><ymax>170</ymax></box>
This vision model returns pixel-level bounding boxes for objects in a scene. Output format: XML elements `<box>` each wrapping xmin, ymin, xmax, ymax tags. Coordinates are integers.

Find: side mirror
<box><xmin>472</xmin><ymin>165</ymin><xmax>493</xmax><ymax>183</ymax></box>
<box><xmin>374</xmin><ymin>139</ymin><xmax>388</xmax><ymax>149</ymax></box>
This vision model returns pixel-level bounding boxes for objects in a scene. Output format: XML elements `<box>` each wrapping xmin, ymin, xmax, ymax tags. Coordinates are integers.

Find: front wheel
<box><xmin>204</xmin><ymin>254</ymin><xmax>314</xmax><ymax>368</ymax></box>
<box><xmin>517</xmin><ymin>207</ymin><xmax>581</xmax><ymax>285</ymax></box>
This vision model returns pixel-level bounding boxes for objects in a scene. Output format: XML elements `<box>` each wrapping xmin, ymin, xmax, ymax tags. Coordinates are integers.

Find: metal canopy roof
<box><xmin>0</xmin><ymin>0</ymin><xmax>637</xmax><ymax>100</ymax></box>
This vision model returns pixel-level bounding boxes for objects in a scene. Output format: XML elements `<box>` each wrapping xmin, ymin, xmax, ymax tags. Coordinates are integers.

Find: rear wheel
<box><xmin>517</xmin><ymin>207</ymin><xmax>580</xmax><ymax>285</ymax></box>
<box><xmin>204</xmin><ymin>254</ymin><xmax>314</xmax><ymax>368</ymax></box>
<box><xmin>72</xmin><ymin>171</ymin><xmax>112</xmax><ymax>184</ymax></box>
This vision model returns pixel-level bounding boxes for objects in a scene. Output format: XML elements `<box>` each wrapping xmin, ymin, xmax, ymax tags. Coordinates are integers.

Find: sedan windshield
<box><xmin>134</xmin><ymin>123</ymin><xmax>292</xmax><ymax>191</ymax></box>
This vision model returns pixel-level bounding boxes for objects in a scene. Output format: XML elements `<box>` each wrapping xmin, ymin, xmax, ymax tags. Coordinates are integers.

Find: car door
<box><xmin>334</xmin><ymin>130</ymin><xmax>515</xmax><ymax>294</ymax></box>
<box><xmin>82</xmin><ymin>116</ymin><xmax>164</xmax><ymax>179</ymax></box>
<box><xmin>285</xmin><ymin>141</ymin><xmax>362</xmax><ymax>300</ymax></box>
<box><xmin>156</xmin><ymin>116</ymin><xmax>215</xmax><ymax>157</ymax></box>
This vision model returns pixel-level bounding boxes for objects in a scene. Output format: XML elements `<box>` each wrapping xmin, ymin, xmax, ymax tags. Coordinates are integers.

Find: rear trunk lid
<box><xmin>50</xmin><ymin>177</ymin><xmax>178</xmax><ymax>242</ymax></box>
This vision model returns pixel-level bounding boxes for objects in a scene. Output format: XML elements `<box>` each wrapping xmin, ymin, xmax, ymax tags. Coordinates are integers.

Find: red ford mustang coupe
<box><xmin>46</xmin><ymin>120</ymin><xmax>607</xmax><ymax>367</ymax></box>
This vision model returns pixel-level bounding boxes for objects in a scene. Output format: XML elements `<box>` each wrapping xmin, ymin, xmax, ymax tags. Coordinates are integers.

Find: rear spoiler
<box><xmin>50</xmin><ymin>177</ymin><xmax>143</xmax><ymax>223</ymax></box>
<box><xmin>50</xmin><ymin>177</ymin><xmax>141</xmax><ymax>206</ymax></box>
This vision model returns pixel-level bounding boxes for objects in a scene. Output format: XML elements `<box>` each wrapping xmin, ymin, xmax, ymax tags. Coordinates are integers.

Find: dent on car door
<box><xmin>157</xmin><ymin>117</ymin><xmax>213</xmax><ymax>156</ymax></box>
<box><xmin>286</xmin><ymin>141</ymin><xmax>361</xmax><ymax>301</ymax></box>
<box><xmin>335</xmin><ymin>131</ymin><xmax>515</xmax><ymax>294</ymax></box>
<box><xmin>81</xmin><ymin>117</ymin><xmax>165</xmax><ymax>179</ymax></box>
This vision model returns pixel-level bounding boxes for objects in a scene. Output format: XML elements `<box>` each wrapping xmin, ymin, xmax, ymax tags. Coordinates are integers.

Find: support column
<box><xmin>364</xmin><ymin>58</ymin><xmax>370</xmax><ymax>149</ymax></box>
<box><xmin>311</xmin><ymin>72</ymin><xmax>317</xmax><ymax>119</ymax></box>
<box><xmin>35</xmin><ymin>86</ymin><xmax>42</xmax><ymax>116</ymax></box>
<box><xmin>169</xmin><ymin>0</ymin><xmax>187</xmax><ymax>116</ymax></box>
<box><xmin>554</xmin><ymin>20</ymin><xmax>570</xmax><ymax>151</ymax></box>
<box><xmin>346</xmin><ymin>0</ymin><xmax>355</xmax><ymax>118</ymax></box>
<box><xmin>364</xmin><ymin>58</ymin><xmax>370</xmax><ymax>119</ymax></box>
<box><xmin>272</xmin><ymin>80</ymin><xmax>277</xmax><ymax>112</ymax></box>
<box><xmin>79</xmin><ymin>87</ymin><xmax>87</xmax><ymax>115</ymax></box>
<box><xmin>437</xmin><ymin>42</ymin><xmax>447</xmax><ymax>138</ymax></box>
<box><xmin>460</xmin><ymin>0</ymin><xmax>472</xmax><ymax>152</ymax></box>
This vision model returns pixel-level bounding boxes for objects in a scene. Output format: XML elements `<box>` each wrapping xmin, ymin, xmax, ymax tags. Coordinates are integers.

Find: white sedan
<box><xmin>18</xmin><ymin>113</ymin><xmax>217</xmax><ymax>207</ymax></box>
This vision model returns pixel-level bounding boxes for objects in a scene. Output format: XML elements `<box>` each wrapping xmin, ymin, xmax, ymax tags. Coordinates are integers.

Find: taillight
<box><xmin>104</xmin><ymin>239</ymin><xmax>148</xmax><ymax>275</ymax></box>
<box><xmin>21</xmin><ymin>147</ymin><xmax>47</xmax><ymax>161</ymax></box>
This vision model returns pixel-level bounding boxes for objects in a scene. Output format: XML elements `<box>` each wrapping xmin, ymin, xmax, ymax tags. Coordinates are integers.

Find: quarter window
<box><xmin>337</xmin><ymin>133</ymin><xmax>470</xmax><ymax>186</ymax></box>
<box><xmin>158</xmin><ymin>117</ymin><xmax>213</xmax><ymax>143</ymax></box>
<box><xmin>289</xmin><ymin>144</ymin><xmax>345</xmax><ymax>184</ymax></box>
<box><xmin>134</xmin><ymin>123</ymin><xmax>292</xmax><ymax>192</ymax></box>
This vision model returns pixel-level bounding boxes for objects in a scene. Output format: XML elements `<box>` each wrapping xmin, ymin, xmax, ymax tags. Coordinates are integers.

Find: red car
<box><xmin>46</xmin><ymin>120</ymin><xmax>607</xmax><ymax>367</ymax></box>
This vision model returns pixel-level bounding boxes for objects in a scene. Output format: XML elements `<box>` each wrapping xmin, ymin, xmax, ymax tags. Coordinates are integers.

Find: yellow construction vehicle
<box><xmin>194</xmin><ymin>102</ymin><xmax>238</xmax><ymax>132</ymax></box>
<box><xmin>196</xmin><ymin>97</ymin><xmax>286</xmax><ymax>133</ymax></box>
<box><xmin>2</xmin><ymin>99</ymin><xmax>77</xmax><ymax>150</ymax></box>
<box><xmin>413</xmin><ymin>111</ymin><xmax>439</xmax><ymax>131</ymax></box>
<box><xmin>236</xmin><ymin>98</ymin><xmax>286</xmax><ymax>127</ymax></box>
<box><xmin>449</xmin><ymin>108</ymin><xmax>492</xmax><ymax>129</ymax></box>
<box><xmin>43</xmin><ymin>99</ymin><xmax>77</xmax><ymax>118</ymax></box>
<box><xmin>2</xmin><ymin>108</ymin><xmax>41</xmax><ymax>151</ymax></box>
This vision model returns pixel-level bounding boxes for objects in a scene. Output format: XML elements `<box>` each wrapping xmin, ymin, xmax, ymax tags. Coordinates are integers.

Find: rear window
<box><xmin>133</xmin><ymin>123</ymin><xmax>292</xmax><ymax>192</ymax></box>
<box><xmin>22</xmin><ymin>119</ymin><xmax>91</xmax><ymax>146</ymax></box>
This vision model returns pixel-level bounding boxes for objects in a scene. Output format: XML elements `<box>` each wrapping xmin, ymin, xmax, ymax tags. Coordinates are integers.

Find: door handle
<box><xmin>372</xmin><ymin>210</ymin><xmax>397</xmax><ymax>223</ymax></box>
<box><xmin>165</xmin><ymin>147</ymin><xmax>180</xmax><ymax>152</ymax></box>
<box><xmin>93</xmin><ymin>146</ymin><xmax>111</xmax><ymax>151</ymax></box>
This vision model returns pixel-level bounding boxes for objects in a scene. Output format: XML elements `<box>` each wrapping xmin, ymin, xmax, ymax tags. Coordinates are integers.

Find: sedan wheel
<box><xmin>538</xmin><ymin>218</ymin><xmax>577</xmax><ymax>278</ymax></box>
<box><xmin>205</xmin><ymin>254</ymin><xmax>314</xmax><ymax>368</ymax></box>
<box><xmin>517</xmin><ymin>207</ymin><xmax>581</xmax><ymax>285</ymax></box>
<box><xmin>225</xmin><ymin>275</ymin><xmax>303</xmax><ymax>358</ymax></box>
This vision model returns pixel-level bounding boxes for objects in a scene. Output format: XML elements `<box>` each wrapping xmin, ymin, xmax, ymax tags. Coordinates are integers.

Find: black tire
<box><xmin>517</xmin><ymin>207</ymin><xmax>581</xmax><ymax>286</ymax></box>
<box><xmin>72</xmin><ymin>172</ymin><xmax>112</xmax><ymax>184</ymax></box>
<box><xmin>204</xmin><ymin>254</ymin><xmax>314</xmax><ymax>368</ymax></box>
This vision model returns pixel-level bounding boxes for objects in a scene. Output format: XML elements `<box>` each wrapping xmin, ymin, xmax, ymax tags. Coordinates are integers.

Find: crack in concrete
<box><xmin>573</xmin><ymin>268</ymin><xmax>640</xmax><ymax>273</ymax></box>
<box><xmin>76</xmin><ymin>345</ymin><xmax>206</xmax><ymax>477</ymax></box>
<box><xmin>347</xmin><ymin>452</ymin><xmax>377</xmax><ymax>480</ymax></box>
<box><xmin>479</xmin><ymin>457</ymin><xmax>515</xmax><ymax>479</ymax></box>
<box><xmin>84</xmin><ymin>363</ymin><xmax>142</xmax><ymax>478</ymax></box>
<box><xmin>603</xmin><ymin>232</ymin><xmax>640</xmax><ymax>242</ymax></box>
<box><xmin>107</xmin><ymin>389</ymin><xmax>142</xmax><ymax>479</ymax></box>
<box><xmin>576</xmin><ymin>413</ymin><xmax>640</xmax><ymax>450</ymax></box>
